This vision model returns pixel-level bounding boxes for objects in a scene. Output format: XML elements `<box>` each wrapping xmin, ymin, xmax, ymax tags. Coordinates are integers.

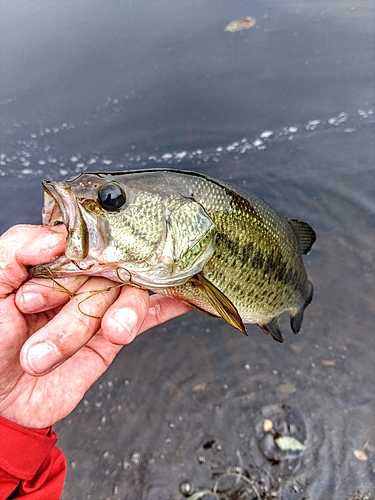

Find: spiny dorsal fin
<box><xmin>192</xmin><ymin>274</ymin><xmax>248</xmax><ymax>335</ymax></box>
<box><xmin>288</xmin><ymin>219</ymin><xmax>316</xmax><ymax>255</ymax></box>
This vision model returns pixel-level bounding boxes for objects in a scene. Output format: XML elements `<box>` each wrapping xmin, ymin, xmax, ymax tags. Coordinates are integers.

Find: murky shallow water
<box><xmin>1</xmin><ymin>1</ymin><xmax>374</xmax><ymax>498</ymax></box>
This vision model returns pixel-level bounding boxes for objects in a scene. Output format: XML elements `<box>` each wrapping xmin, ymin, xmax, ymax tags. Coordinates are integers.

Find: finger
<box><xmin>0</xmin><ymin>224</ymin><xmax>67</xmax><ymax>297</ymax></box>
<box><xmin>20</xmin><ymin>278</ymin><xmax>121</xmax><ymax>376</ymax></box>
<box><xmin>139</xmin><ymin>294</ymin><xmax>190</xmax><ymax>334</ymax></box>
<box><xmin>101</xmin><ymin>287</ymin><xmax>190</xmax><ymax>345</ymax></box>
<box><xmin>16</xmin><ymin>275</ymin><xmax>89</xmax><ymax>313</ymax></box>
<box><xmin>101</xmin><ymin>286</ymin><xmax>150</xmax><ymax>344</ymax></box>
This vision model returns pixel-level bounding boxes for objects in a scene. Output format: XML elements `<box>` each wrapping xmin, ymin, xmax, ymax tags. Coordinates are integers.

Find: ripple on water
<box><xmin>0</xmin><ymin>106</ymin><xmax>373</xmax><ymax>180</ymax></box>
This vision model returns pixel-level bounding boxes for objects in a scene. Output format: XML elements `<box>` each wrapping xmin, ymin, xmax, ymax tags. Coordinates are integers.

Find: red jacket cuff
<box><xmin>0</xmin><ymin>415</ymin><xmax>58</xmax><ymax>480</ymax></box>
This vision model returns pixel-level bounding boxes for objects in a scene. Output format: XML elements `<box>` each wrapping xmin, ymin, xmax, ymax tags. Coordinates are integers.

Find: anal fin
<box><xmin>258</xmin><ymin>317</ymin><xmax>284</xmax><ymax>343</ymax></box>
<box><xmin>192</xmin><ymin>274</ymin><xmax>247</xmax><ymax>335</ymax></box>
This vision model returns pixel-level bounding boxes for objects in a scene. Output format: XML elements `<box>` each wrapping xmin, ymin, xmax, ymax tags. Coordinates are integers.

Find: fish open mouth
<box><xmin>35</xmin><ymin>179</ymin><xmax>124</xmax><ymax>279</ymax></box>
<box><xmin>42</xmin><ymin>181</ymin><xmax>66</xmax><ymax>226</ymax></box>
<box><xmin>41</xmin><ymin>180</ymin><xmax>89</xmax><ymax>260</ymax></box>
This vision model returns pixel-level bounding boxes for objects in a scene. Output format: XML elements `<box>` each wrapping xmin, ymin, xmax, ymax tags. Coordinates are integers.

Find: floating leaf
<box><xmin>275</xmin><ymin>436</ymin><xmax>306</xmax><ymax>452</ymax></box>
<box><xmin>224</xmin><ymin>17</ymin><xmax>256</xmax><ymax>33</ymax></box>
<box><xmin>354</xmin><ymin>449</ymin><xmax>368</xmax><ymax>461</ymax></box>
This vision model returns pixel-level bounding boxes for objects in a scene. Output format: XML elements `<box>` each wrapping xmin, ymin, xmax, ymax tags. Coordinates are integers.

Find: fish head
<box><xmin>36</xmin><ymin>171</ymin><xmax>216</xmax><ymax>285</ymax></box>
<box><xmin>39</xmin><ymin>172</ymin><xmax>170</xmax><ymax>277</ymax></box>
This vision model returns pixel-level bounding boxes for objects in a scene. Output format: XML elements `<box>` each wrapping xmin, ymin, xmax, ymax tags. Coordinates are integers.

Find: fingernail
<box><xmin>27</xmin><ymin>342</ymin><xmax>62</xmax><ymax>374</ymax></box>
<box><xmin>49</xmin><ymin>224</ymin><xmax>67</xmax><ymax>233</ymax></box>
<box><xmin>21</xmin><ymin>292</ymin><xmax>47</xmax><ymax>311</ymax></box>
<box><xmin>108</xmin><ymin>308</ymin><xmax>138</xmax><ymax>341</ymax></box>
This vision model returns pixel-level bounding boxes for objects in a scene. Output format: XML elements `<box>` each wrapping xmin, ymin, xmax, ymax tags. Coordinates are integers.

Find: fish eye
<box><xmin>98</xmin><ymin>183</ymin><xmax>126</xmax><ymax>211</ymax></box>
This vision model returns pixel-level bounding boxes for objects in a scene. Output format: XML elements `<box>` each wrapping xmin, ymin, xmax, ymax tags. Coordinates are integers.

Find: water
<box><xmin>0</xmin><ymin>1</ymin><xmax>374</xmax><ymax>498</ymax></box>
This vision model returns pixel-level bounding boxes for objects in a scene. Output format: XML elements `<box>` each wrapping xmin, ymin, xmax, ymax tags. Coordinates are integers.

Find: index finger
<box><xmin>0</xmin><ymin>224</ymin><xmax>66</xmax><ymax>297</ymax></box>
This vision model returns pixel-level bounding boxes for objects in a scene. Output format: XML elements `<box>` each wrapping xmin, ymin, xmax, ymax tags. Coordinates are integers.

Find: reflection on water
<box><xmin>0</xmin><ymin>0</ymin><xmax>374</xmax><ymax>498</ymax></box>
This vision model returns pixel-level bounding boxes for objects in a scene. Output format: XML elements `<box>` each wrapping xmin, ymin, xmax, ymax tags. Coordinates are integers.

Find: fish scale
<box><xmin>164</xmin><ymin>177</ymin><xmax>306</xmax><ymax>321</ymax></box>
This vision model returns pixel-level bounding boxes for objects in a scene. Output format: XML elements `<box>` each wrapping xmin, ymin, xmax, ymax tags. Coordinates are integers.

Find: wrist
<box><xmin>0</xmin><ymin>407</ymin><xmax>51</xmax><ymax>429</ymax></box>
<box><xmin>0</xmin><ymin>415</ymin><xmax>59</xmax><ymax>481</ymax></box>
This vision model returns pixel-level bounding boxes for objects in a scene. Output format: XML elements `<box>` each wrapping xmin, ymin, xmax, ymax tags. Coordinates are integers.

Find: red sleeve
<box><xmin>0</xmin><ymin>416</ymin><xmax>66</xmax><ymax>500</ymax></box>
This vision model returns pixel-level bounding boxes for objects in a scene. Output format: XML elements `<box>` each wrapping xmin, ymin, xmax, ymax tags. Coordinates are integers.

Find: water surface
<box><xmin>0</xmin><ymin>1</ymin><xmax>374</xmax><ymax>498</ymax></box>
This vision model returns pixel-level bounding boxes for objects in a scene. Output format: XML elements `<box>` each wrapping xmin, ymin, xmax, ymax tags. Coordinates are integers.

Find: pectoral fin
<box><xmin>192</xmin><ymin>274</ymin><xmax>247</xmax><ymax>335</ymax></box>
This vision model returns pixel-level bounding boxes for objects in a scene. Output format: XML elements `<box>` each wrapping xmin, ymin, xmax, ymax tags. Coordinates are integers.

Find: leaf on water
<box><xmin>354</xmin><ymin>449</ymin><xmax>368</xmax><ymax>461</ymax></box>
<box><xmin>275</xmin><ymin>436</ymin><xmax>306</xmax><ymax>452</ymax></box>
<box><xmin>224</xmin><ymin>17</ymin><xmax>256</xmax><ymax>32</ymax></box>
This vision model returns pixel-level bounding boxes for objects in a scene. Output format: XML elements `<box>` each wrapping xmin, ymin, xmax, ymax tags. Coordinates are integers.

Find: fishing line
<box><xmin>27</xmin><ymin>265</ymin><xmax>140</xmax><ymax>319</ymax></box>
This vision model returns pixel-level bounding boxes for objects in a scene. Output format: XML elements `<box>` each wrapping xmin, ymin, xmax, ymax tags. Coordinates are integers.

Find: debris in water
<box><xmin>193</xmin><ymin>382</ymin><xmax>207</xmax><ymax>391</ymax></box>
<box><xmin>213</xmin><ymin>473</ymin><xmax>261</xmax><ymax>500</ymax></box>
<box><xmin>275</xmin><ymin>435</ymin><xmax>306</xmax><ymax>452</ymax></box>
<box><xmin>179</xmin><ymin>480</ymin><xmax>194</xmax><ymax>496</ymax></box>
<box><xmin>321</xmin><ymin>359</ymin><xmax>335</xmax><ymax>366</ymax></box>
<box><xmin>130</xmin><ymin>451</ymin><xmax>141</xmax><ymax>465</ymax></box>
<box><xmin>354</xmin><ymin>449</ymin><xmax>368</xmax><ymax>461</ymax></box>
<box><xmin>224</xmin><ymin>17</ymin><xmax>256</xmax><ymax>32</ymax></box>
<box><xmin>263</xmin><ymin>418</ymin><xmax>274</xmax><ymax>432</ymax></box>
<box><xmin>187</xmin><ymin>490</ymin><xmax>218</xmax><ymax>500</ymax></box>
<box><xmin>354</xmin><ymin>440</ymin><xmax>372</xmax><ymax>461</ymax></box>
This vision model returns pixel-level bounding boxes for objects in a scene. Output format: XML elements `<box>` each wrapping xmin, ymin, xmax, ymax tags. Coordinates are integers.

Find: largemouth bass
<box><xmin>32</xmin><ymin>169</ymin><xmax>316</xmax><ymax>342</ymax></box>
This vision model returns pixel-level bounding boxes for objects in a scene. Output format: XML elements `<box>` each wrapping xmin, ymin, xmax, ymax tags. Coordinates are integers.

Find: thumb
<box><xmin>0</xmin><ymin>224</ymin><xmax>66</xmax><ymax>297</ymax></box>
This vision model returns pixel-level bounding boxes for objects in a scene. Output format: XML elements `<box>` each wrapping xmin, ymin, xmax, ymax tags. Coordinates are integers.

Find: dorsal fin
<box><xmin>288</xmin><ymin>219</ymin><xmax>316</xmax><ymax>255</ymax></box>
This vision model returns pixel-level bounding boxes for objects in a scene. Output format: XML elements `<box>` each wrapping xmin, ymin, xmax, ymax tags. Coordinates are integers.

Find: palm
<box><xmin>0</xmin><ymin>276</ymin><xmax>127</xmax><ymax>427</ymax></box>
<box><xmin>0</xmin><ymin>297</ymin><xmax>107</xmax><ymax>428</ymax></box>
<box><xmin>2</xmin><ymin>335</ymin><xmax>117</xmax><ymax>429</ymax></box>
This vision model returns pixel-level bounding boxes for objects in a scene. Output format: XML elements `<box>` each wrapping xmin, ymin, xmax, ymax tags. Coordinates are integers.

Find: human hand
<box><xmin>0</xmin><ymin>224</ymin><xmax>189</xmax><ymax>428</ymax></box>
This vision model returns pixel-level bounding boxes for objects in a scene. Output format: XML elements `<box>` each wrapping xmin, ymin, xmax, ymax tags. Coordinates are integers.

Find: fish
<box><xmin>32</xmin><ymin>169</ymin><xmax>316</xmax><ymax>342</ymax></box>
